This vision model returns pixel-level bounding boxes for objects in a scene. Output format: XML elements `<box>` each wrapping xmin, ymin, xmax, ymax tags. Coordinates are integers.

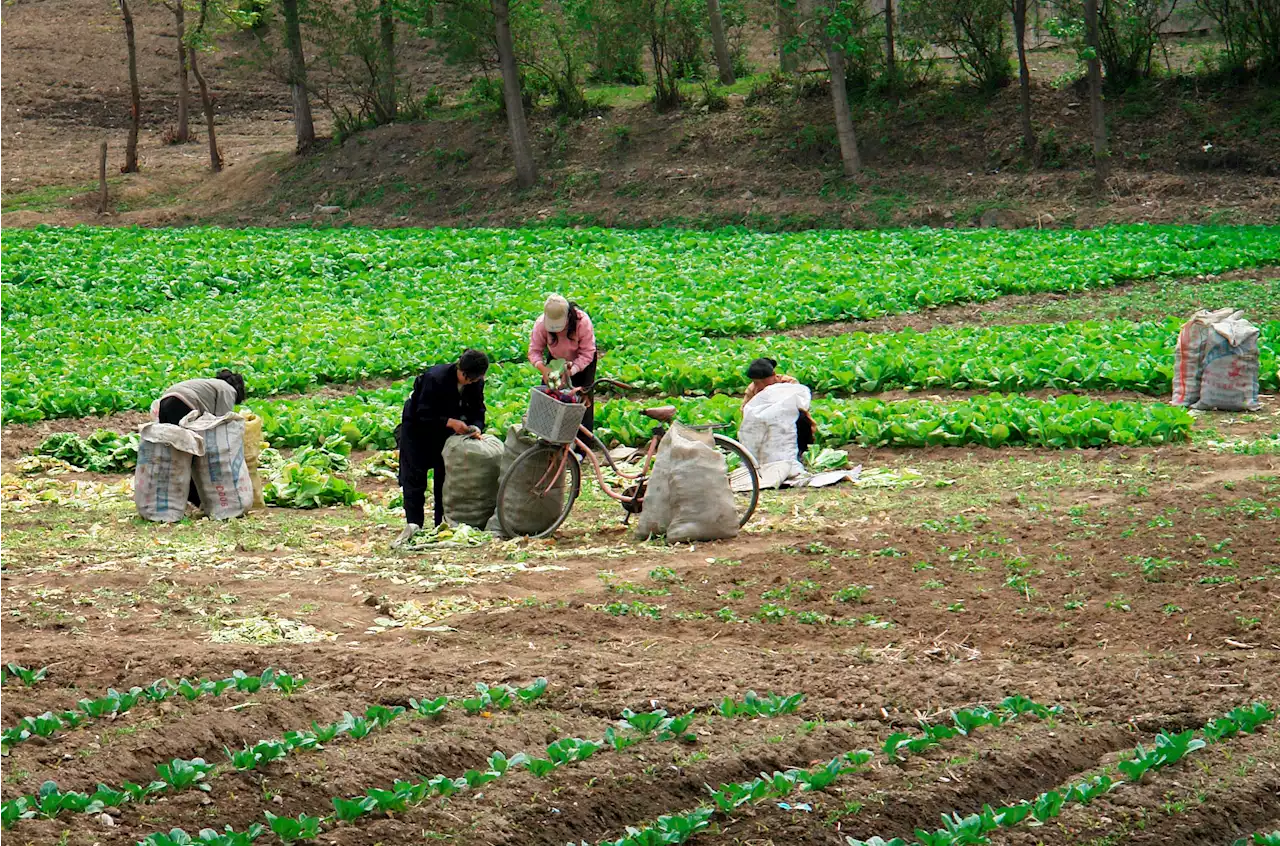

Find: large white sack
<box><xmin>134</xmin><ymin>422</ymin><xmax>205</xmax><ymax>523</ymax></box>
<box><xmin>183</xmin><ymin>412</ymin><xmax>254</xmax><ymax>520</ymax></box>
<box><xmin>1193</xmin><ymin>317</ymin><xmax>1262</xmax><ymax>412</ymax></box>
<box><xmin>487</xmin><ymin>424</ymin><xmax>567</xmax><ymax>538</ymax></box>
<box><xmin>738</xmin><ymin>382</ymin><xmax>810</xmax><ymax>485</ymax></box>
<box><xmin>442</xmin><ymin>433</ymin><xmax>504</xmax><ymax>528</ymax></box>
<box><xmin>1172</xmin><ymin>308</ymin><xmax>1241</xmax><ymax>406</ymax></box>
<box><xmin>636</xmin><ymin>423</ymin><xmax>738</xmax><ymax>543</ymax></box>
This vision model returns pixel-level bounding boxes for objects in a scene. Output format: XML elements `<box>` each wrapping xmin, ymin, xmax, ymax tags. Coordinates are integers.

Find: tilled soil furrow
<box><xmin>2</xmin><ymin>692</ymin><xmax>377</xmax><ymax>798</ymax></box>
<box><xmin>467</xmin><ymin>720</ymin><xmax>877</xmax><ymax>846</ymax></box>
<box><xmin>835</xmin><ymin>721</ymin><xmax>1135</xmax><ymax>842</ymax></box>
<box><xmin>991</xmin><ymin>731</ymin><xmax>1280</xmax><ymax>846</ymax></box>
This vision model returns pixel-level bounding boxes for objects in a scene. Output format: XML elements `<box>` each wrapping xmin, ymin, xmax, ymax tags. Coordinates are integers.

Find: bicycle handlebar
<box><xmin>583</xmin><ymin>378</ymin><xmax>635</xmax><ymax>396</ymax></box>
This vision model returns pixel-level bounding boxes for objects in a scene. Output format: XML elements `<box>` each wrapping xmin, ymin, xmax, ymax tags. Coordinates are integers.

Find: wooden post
<box><xmin>98</xmin><ymin>141</ymin><xmax>109</xmax><ymax>214</ymax></box>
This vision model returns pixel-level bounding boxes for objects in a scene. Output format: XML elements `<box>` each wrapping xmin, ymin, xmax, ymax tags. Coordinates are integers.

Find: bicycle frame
<box><xmin>576</xmin><ymin>427</ymin><xmax>661</xmax><ymax>504</ymax></box>
<box><xmin>529</xmin><ymin>423</ymin><xmax>662</xmax><ymax>507</ymax></box>
<box><xmin>527</xmin><ymin>376</ymin><xmax>734</xmax><ymax>511</ymax></box>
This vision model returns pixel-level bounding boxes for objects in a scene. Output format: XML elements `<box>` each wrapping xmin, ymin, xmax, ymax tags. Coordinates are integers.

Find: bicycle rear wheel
<box><xmin>495</xmin><ymin>443</ymin><xmax>581</xmax><ymax>539</ymax></box>
<box><xmin>712</xmin><ymin>434</ymin><xmax>760</xmax><ymax>528</ymax></box>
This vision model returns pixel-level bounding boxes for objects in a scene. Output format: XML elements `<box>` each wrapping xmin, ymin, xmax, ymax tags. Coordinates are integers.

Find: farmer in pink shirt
<box><xmin>528</xmin><ymin>294</ymin><xmax>599</xmax><ymax>430</ymax></box>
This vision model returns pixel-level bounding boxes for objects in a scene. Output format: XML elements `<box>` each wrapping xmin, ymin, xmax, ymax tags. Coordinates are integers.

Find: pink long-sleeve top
<box><xmin>527</xmin><ymin>308</ymin><xmax>597</xmax><ymax>375</ymax></box>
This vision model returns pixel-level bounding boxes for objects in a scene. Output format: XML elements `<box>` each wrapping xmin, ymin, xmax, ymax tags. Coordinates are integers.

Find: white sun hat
<box><xmin>543</xmin><ymin>294</ymin><xmax>570</xmax><ymax>333</ymax></box>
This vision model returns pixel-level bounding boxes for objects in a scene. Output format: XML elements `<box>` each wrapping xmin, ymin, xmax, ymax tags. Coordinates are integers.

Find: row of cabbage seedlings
<box><xmin>1</xmin><ymin>679</ymin><xmax>548</xmax><ymax>828</ymax></box>
<box><xmin>133</xmin><ymin>691</ymin><xmax>809</xmax><ymax>846</ymax></box>
<box><xmin>570</xmin><ymin>695</ymin><xmax>1060</xmax><ymax>846</ymax></box>
<box><xmin>0</xmin><ymin>664</ymin><xmax>49</xmax><ymax>688</ymax></box>
<box><xmin>847</xmin><ymin>702</ymin><xmax>1277</xmax><ymax>846</ymax></box>
<box><xmin>1</xmin><ymin>668</ymin><xmax>306</xmax><ymax>755</ymax></box>
<box><xmin>1233</xmin><ymin>833</ymin><xmax>1280</xmax><ymax>846</ymax></box>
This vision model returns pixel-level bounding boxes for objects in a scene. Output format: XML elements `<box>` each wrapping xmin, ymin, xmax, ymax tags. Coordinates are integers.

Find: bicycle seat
<box><xmin>685</xmin><ymin>422</ymin><xmax>729</xmax><ymax>431</ymax></box>
<box><xmin>641</xmin><ymin>406</ymin><xmax>678</xmax><ymax>423</ymax></box>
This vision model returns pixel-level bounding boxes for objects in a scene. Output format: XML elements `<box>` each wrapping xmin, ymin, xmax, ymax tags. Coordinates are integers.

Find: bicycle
<box><xmin>494</xmin><ymin>379</ymin><xmax>761</xmax><ymax>539</ymax></box>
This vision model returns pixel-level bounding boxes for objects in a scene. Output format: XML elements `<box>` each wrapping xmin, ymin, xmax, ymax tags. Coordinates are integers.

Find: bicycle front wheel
<box><xmin>712</xmin><ymin>434</ymin><xmax>760</xmax><ymax>528</ymax></box>
<box><xmin>495</xmin><ymin>443</ymin><xmax>581</xmax><ymax>539</ymax></box>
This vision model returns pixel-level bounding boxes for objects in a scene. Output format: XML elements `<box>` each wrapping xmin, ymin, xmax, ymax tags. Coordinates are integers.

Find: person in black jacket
<box><xmin>394</xmin><ymin>350</ymin><xmax>489</xmax><ymax>547</ymax></box>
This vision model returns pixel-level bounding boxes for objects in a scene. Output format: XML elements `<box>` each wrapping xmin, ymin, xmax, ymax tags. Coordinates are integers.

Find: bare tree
<box><xmin>824</xmin><ymin>39</ymin><xmax>861</xmax><ymax>177</ymax></box>
<box><xmin>1011</xmin><ymin>0</ymin><xmax>1034</xmax><ymax>157</ymax></box>
<box><xmin>706</xmin><ymin>0</ymin><xmax>735</xmax><ymax>85</ymax></box>
<box><xmin>1083</xmin><ymin>0</ymin><xmax>1110</xmax><ymax>189</ymax></box>
<box><xmin>492</xmin><ymin>0</ymin><xmax>536</xmax><ymax>187</ymax></box>
<box><xmin>379</xmin><ymin>0</ymin><xmax>397</xmax><ymax>120</ymax></box>
<box><xmin>161</xmin><ymin>0</ymin><xmax>191</xmax><ymax>142</ymax></box>
<box><xmin>118</xmin><ymin>0</ymin><xmax>142</xmax><ymax>172</ymax></box>
<box><xmin>801</xmin><ymin>0</ymin><xmax>861</xmax><ymax>177</ymax></box>
<box><xmin>189</xmin><ymin>0</ymin><xmax>223</xmax><ymax>171</ymax></box>
<box><xmin>776</xmin><ymin>0</ymin><xmax>799</xmax><ymax>72</ymax></box>
<box><xmin>281</xmin><ymin>0</ymin><xmax>316</xmax><ymax>151</ymax></box>
<box><xmin>884</xmin><ymin>0</ymin><xmax>896</xmax><ymax>83</ymax></box>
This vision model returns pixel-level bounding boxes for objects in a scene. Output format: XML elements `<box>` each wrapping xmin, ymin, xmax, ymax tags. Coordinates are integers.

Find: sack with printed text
<box><xmin>1193</xmin><ymin>317</ymin><xmax>1261</xmax><ymax>411</ymax></box>
<box><xmin>183</xmin><ymin>412</ymin><xmax>254</xmax><ymax>519</ymax></box>
<box><xmin>134</xmin><ymin>422</ymin><xmax>205</xmax><ymax>522</ymax></box>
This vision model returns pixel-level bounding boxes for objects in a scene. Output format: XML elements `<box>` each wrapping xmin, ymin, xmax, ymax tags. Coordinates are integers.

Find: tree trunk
<box><xmin>777</xmin><ymin>0</ymin><xmax>799</xmax><ymax>73</ymax></box>
<box><xmin>379</xmin><ymin>0</ymin><xmax>397</xmax><ymax>121</ymax></box>
<box><xmin>118</xmin><ymin>0</ymin><xmax>141</xmax><ymax>172</ymax></box>
<box><xmin>1083</xmin><ymin>0</ymin><xmax>1110</xmax><ymax>190</ymax></box>
<box><xmin>98</xmin><ymin>141</ymin><xmax>109</xmax><ymax>213</ymax></box>
<box><xmin>281</xmin><ymin>0</ymin><xmax>316</xmax><ymax>152</ymax></box>
<box><xmin>825</xmin><ymin>44</ymin><xmax>862</xmax><ymax>177</ymax></box>
<box><xmin>188</xmin><ymin>12</ymin><xmax>222</xmax><ymax>172</ymax></box>
<box><xmin>1013</xmin><ymin>0</ymin><xmax>1034</xmax><ymax>157</ymax></box>
<box><xmin>492</xmin><ymin>0</ymin><xmax>536</xmax><ymax>188</ymax></box>
<box><xmin>884</xmin><ymin>0</ymin><xmax>896</xmax><ymax>84</ymax></box>
<box><xmin>706</xmin><ymin>0</ymin><xmax>735</xmax><ymax>85</ymax></box>
<box><xmin>174</xmin><ymin>2</ymin><xmax>190</xmax><ymax>142</ymax></box>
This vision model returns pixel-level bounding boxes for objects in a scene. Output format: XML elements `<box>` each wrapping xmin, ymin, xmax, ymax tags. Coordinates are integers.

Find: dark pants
<box><xmin>796</xmin><ymin>411</ymin><xmax>814</xmax><ymax>460</ymax></box>
<box><xmin>570</xmin><ymin>356</ymin><xmax>598</xmax><ymax>432</ymax></box>
<box><xmin>399</xmin><ymin>429</ymin><xmax>446</xmax><ymax>527</ymax></box>
<box><xmin>157</xmin><ymin>396</ymin><xmax>201</xmax><ymax>507</ymax></box>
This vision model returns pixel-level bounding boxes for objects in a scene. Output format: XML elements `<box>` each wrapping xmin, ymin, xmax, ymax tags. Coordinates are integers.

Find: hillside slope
<box><xmin>2</xmin><ymin>0</ymin><xmax>1277</xmax><ymax>228</ymax></box>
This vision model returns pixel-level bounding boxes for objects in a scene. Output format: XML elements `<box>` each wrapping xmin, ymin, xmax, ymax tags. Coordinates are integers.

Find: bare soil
<box><xmin>2</xmin><ymin>442</ymin><xmax>1277</xmax><ymax>845</ymax></box>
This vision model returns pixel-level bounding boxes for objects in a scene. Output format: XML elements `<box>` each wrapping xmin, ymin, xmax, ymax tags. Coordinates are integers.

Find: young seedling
<box><xmin>516</xmin><ymin>678</ymin><xmax>548</xmax><ymax>703</ymax></box>
<box><xmin>330</xmin><ymin>793</ymin><xmax>373</xmax><ymax>819</ymax></box>
<box><xmin>155</xmin><ymin>758</ymin><xmax>214</xmax><ymax>793</ymax></box>
<box><xmin>264</xmin><ymin>811</ymin><xmax>321</xmax><ymax>843</ymax></box>
<box><xmin>2</xmin><ymin>665</ymin><xmax>48</xmax><ymax>687</ymax></box>
<box><xmin>410</xmin><ymin>695</ymin><xmax>449</xmax><ymax>718</ymax></box>
<box><xmin>620</xmin><ymin>708</ymin><xmax>667</xmax><ymax>733</ymax></box>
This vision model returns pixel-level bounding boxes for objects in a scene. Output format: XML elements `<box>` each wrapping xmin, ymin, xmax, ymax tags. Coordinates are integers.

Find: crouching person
<box><xmin>394</xmin><ymin>349</ymin><xmax>489</xmax><ymax>547</ymax></box>
<box><xmin>155</xmin><ymin>369</ymin><xmax>247</xmax><ymax>506</ymax></box>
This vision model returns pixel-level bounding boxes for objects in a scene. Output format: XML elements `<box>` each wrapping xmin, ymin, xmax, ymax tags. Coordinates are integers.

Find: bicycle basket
<box><xmin>525</xmin><ymin>388</ymin><xmax>586</xmax><ymax>443</ymax></box>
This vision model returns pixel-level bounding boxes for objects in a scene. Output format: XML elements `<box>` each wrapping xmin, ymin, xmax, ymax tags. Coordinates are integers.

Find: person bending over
<box><xmin>155</xmin><ymin>369</ymin><xmax>247</xmax><ymax>506</ymax></box>
<box><xmin>395</xmin><ymin>349</ymin><xmax>489</xmax><ymax>547</ymax></box>
<box><xmin>744</xmin><ymin>357</ymin><xmax>816</xmax><ymax>459</ymax></box>
<box><xmin>528</xmin><ymin>294</ymin><xmax>598</xmax><ymax>430</ymax></box>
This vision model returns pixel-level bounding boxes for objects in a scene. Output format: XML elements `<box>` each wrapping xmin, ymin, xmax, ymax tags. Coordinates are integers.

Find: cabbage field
<box><xmin>3</xmin><ymin>224</ymin><xmax>1279</xmax><ymax>450</ymax></box>
<box><xmin>2</xmin><ymin>224</ymin><xmax>1278</xmax><ymax>846</ymax></box>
